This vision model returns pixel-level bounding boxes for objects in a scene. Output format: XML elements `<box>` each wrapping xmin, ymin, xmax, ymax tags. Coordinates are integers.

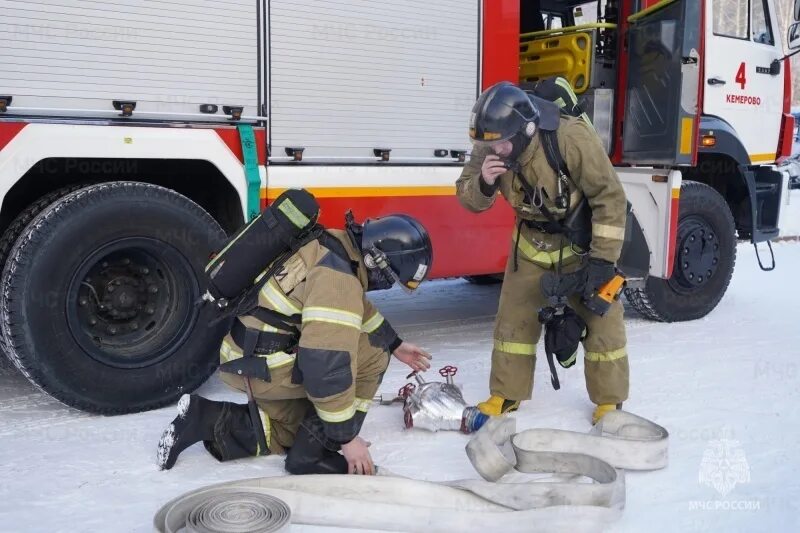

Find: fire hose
<box><xmin>154</xmin><ymin>408</ymin><xmax>668</xmax><ymax>532</ymax></box>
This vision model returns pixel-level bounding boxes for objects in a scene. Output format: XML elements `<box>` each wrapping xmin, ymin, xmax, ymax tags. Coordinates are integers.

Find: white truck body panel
<box><xmin>267</xmin><ymin>0</ymin><xmax>479</xmax><ymax>162</ymax></box>
<box><xmin>1</xmin><ymin>0</ymin><xmax>262</xmax><ymax>121</ymax></box>
<box><xmin>703</xmin><ymin>0</ymin><xmax>784</xmax><ymax>164</ymax></box>
<box><xmin>616</xmin><ymin>168</ymin><xmax>682</xmax><ymax>279</ymax></box>
<box><xmin>0</xmin><ymin>124</ymin><xmax>253</xmax><ymax>215</ymax></box>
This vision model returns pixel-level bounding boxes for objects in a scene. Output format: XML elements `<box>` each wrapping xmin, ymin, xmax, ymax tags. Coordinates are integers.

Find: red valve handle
<box><xmin>439</xmin><ymin>365</ymin><xmax>458</xmax><ymax>377</ymax></box>
<box><xmin>399</xmin><ymin>383</ymin><xmax>416</xmax><ymax>398</ymax></box>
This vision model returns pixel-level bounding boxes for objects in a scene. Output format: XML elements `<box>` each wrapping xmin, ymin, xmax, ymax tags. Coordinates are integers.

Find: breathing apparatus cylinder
<box><xmin>204</xmin><ymin>189</ymin><xmax>320</xmax><ymax>302</ymax></box>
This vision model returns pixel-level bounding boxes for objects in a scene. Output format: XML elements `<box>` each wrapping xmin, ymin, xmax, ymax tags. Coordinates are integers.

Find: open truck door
<box><xmin>621</xmin><ymin>0</ymin><xmax>702</xmax><ymax>166</ymax></box>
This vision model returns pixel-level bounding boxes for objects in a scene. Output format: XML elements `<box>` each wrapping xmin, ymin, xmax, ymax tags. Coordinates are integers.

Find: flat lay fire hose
<box><xmin>154</xmin><ymin>371</ymin><xmax>668</xmax><ymax>533</ymax></box>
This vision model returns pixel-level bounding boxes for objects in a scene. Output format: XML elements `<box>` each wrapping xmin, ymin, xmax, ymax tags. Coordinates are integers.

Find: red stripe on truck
<box><xmin>315</xmin><ymin>193</ymin><xmax>514</xmax><ymax>279</ymax></box>
<box><xmin>0</xmin><ymin>122</ymin><xmax>27</xmax><ymax>152</ymax></box>
<box><xmin>777</xmin><ymin>58</ymin><xmax>794</xmax><ymax>163</ymax></box>
<box><xmin>213</xmin><ymin>127</ymin><xmax>267</xmax><ymax>165</ymax></box>
<box><xmin>481</xmin><ymin>0</ymin><xmax>520</xmax><ymax>89</ymax></box>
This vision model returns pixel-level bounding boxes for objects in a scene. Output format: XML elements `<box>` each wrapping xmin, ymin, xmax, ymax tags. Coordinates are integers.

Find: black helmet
<box><xmin>346</xmin><ymin>212</ymin><xmax>433</xmax><ymax>292</ymax></box>
<box><xmin>469</xmin><ymin>81</ymin><xmax>560</xmax><ymax>148</ymax></box>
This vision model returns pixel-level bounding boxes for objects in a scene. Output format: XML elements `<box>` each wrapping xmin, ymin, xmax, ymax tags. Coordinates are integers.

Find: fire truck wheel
<box><xmin>624</xmin><ymin>181</ymin><xmax>736</xmax><ymax>322</ymax></box>
<box><xmin>0</xmin><ymin>183</ymin><xmax>90</xmax><ymax>358</ymax></box>
<box><xmin>0</xmin><ymin>182</ymin><xmax>230</xmax><ymax>414</ymax></box>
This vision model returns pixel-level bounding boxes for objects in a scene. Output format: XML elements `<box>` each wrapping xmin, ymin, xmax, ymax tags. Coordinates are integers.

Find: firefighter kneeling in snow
<box><xmin>457</xmin><ymin>82</ymin><xmax>629</xmax><ymax>424</ymax></box>
<box><xmin>157</xmin><ymin>209</ymin><xmax>433</xmax><ymax>475</ymax></box>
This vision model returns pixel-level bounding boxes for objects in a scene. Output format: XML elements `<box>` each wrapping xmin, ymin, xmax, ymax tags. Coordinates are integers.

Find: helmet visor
<box><xmin>468</xmin><ymin>120</ymin><xmax>517</xmax><ymax>149</ymax></box>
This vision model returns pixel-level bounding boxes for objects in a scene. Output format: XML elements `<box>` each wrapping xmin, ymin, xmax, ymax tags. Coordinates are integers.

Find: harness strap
<box><xmin>230</xmin><ymin>319</ymin><xmax>298</xmax><ymax>355</ymax></box>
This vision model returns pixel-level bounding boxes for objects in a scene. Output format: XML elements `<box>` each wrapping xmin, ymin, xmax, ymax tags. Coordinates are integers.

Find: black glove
<box><xmin>583</xmin><ymin>258</ymin><xmax>616</xmax><ymax>302</ymax></box>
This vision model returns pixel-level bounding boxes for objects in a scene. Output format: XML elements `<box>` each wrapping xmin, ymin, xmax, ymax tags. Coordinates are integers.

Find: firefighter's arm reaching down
<box><xmin>362</xmin><ymin>297</ymin><xmax>431</xmax><ymax>374</ymax></box>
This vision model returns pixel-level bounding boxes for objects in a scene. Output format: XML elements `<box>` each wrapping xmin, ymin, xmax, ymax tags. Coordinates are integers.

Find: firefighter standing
<box><xmin>456</xmin><ymin>82</ymin><xmax>630</xmax><ymax>423</ymax></box>
<box><xmin>157</xmin><ymin>214</ymin><xmax>434</xmax><ymax>475</ymax></box>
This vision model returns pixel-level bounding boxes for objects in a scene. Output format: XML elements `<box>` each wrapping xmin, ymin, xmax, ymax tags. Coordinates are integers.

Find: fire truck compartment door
<box><xmin>266</xmin><ymin>1</ymin><xmax>479</xmax><ymax>163</ymax></box>
<box><xmin>622</xmin><ymin>0</ymin><xmax>702</xmax><ymax>166</ymax></box>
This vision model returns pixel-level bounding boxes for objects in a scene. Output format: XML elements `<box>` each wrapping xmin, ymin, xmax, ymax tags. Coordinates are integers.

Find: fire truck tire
<box><xmin>0</xmin><ymin>182</ymin><xmax>230</xmax><ymax>414</ymax></box>
<box><xmin>0</xmin><ymin>183</ymin><xmax>90</xmax><ymax>358</ymax></box>
<box><xmin>624</xmin><ymin>181</ymin><xmax>736</xmax><ymax>322</ymax></box>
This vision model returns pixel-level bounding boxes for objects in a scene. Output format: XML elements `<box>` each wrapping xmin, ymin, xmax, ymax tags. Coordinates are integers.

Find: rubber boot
<box><xmin>157</xmin><ymin>394</ymin><xmax>263</xmax><ymax>470</ymax></box>
<box><xmin>477</xmin><ymin>395</ymin><xmax>521</xmax><ymax>416</ymax></box>
<box><xmin>157</xmin><ymin>394</ymin><xmax>225</xmax><ymax>470</ymax></box>
<box><xmin>592</xmin><ymin>402</ymin><xmax>623</xmax><ymax>425</ymax></box>
<box><xmin>285</xmin><ymin>418</ymin><xmax>348</xmax><ymax>475</ymax></box>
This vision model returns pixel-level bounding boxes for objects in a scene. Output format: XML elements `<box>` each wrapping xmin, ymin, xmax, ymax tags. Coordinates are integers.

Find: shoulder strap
<box><xmin>510</xmin><ymin>130</ymin><xmax>576</xmax><ymax>229</ymax></box>
<box><xmin>317</xmin><ymin>231</ymin><xmax>359</xmax><ymax>275</ymax></box>
<box><xmin>540</xmin><ymin>129</ymin><xmax>570</xmax><ymax>180</ymax></box>
<box><xmin>208</xmin><ymin>225</ymin><xmax>325</xmax><ymax>326</ymax></box>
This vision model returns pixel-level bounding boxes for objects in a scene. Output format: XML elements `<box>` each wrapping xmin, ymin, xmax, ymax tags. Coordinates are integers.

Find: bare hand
<box><xmin>480</xmin><ymin>154</ymin><xmax>508</xmax><ymax>186</ymax></box>
<box><xmin>341</xmin><ymin>436</ymin><xmax>374</xmax><ymax>475</ymax></box>
<box><xmin>393</xmin><ymin>341</ymin><xmax>432</xmax><ymax>373</ymax></box>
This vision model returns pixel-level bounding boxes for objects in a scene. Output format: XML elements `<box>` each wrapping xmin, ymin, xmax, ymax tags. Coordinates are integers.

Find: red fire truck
<box><xmin>0</xmin><ymin>0</ymin><xmax>796</xmax><ymax>412</ymax></box>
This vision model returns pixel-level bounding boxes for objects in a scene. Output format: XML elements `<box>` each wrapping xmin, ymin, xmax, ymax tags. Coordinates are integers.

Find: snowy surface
<box><xmin>2</xmin><ymin>243</ymin><xmax>800</xmax><ymax>533</ymax></box>
<box><xmin>778</xmin><ymin>187</ymin><xmax>800</xmax><ymax>238</ymax></box>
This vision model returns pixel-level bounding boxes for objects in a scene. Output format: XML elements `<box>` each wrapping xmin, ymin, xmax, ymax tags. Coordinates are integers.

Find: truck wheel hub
<box><xmin>68</xmin><ymin>237</ymin><xmax>196</xmax><ymax>368</ymax></box>
<box><xmin>672</xmin><ymin>216</ymin><xmax>720</xmax><ymax>290</ymax></box>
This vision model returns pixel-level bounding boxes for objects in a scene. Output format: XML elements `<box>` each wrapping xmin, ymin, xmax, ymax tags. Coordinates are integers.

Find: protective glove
<box><xmin>582</xmin><ymin>258</ymin><xmax>616</xmax><ymax>309</ymax></box>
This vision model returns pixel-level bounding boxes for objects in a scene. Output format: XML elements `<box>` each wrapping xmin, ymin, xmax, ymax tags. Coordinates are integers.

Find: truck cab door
<box><xmin>703</xmin><ymin>0</ymin><xmax>784</xmax><ymax>165</ymax></box>
<box><xmin>622</xmin><ymin>0</ymin><xmax>702</xmax><ymax>166</ymax></box>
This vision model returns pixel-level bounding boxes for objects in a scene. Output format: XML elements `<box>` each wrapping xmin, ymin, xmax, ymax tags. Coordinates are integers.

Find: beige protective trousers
<box><xmin>490</xmin><ymin>243</ymin><xmax>629</xmax><ymax>406</ymax></box>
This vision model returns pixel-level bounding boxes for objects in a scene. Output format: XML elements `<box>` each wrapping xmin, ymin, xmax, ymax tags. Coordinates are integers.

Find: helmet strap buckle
<box><xmin>366</xmin><ymin>247</ymin><xmax>414</xmax><ymax>294</ymax></box>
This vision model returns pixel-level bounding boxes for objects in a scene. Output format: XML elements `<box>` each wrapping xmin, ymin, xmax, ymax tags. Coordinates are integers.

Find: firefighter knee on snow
<box><xmin>157</xmin><ymin>188</ymin><xmax>434</xmax><ymax>473</ymax></box>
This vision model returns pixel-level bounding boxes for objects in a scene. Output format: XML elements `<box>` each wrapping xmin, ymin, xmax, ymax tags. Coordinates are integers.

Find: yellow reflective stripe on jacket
<box><xmin>316</xmin><ymin>402</ymin><xmax>357</xmax><ymax>423</ymax></box>
<box><xmin>512</xmin><ymin>228</ymin><xmax>577</xmax><ymax>267</ymax></box>
<box><xmin>585</xmin><ymin>347</ymin><xmax>627</xmax><ymax>362</ymax></box>
<box><xmin>261</xmin><ymin>279</ymin><xmax>301</xmax><ymax>316</ymax></box>
<box><xmin>256</xmin><ymin>408</ymin><xmax>271</xmax><ymax>456</ymax></box>
<box><xmin>494</xmin><ymin>339</ymin><xmax>536</xmax><ymax>356</ymax></box>
<box><xmin>277</xmin><ymin>198</ymin><xmax>311</xmax><ymax>229</ymax></box>
<box><xmin>361</xmin><ymin>312</ymin><xmax>385</xmax><ymax>333</ymax></box>
<box><xmin>302</xmin><ymin>306</ymin><xmax>362</xmax><ymax>330</ymax></box>
<box><xmin>354</xmin><ymin>398</ymin><xmax>371</xmax><ymax>413</ymax></box>
<box><xmin>593</xmin><ymin>223</ymin><xmax>626</xmax><ymax>240</ymax></box>
<box><xmin>219</xmin><ymin>340</ymin><xmax>296</xmax><ymax>369</ymax></box>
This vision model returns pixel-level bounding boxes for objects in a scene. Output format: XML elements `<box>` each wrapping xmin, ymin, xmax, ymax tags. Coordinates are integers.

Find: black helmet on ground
<box><xmin>345</xmin><ymin>212</ymin><xmax>433</xmax><ymax>292</ymax></box>
<box><xmin>469</xmin><ymin>81</ymin><xmax>561</xmax><ymax>155</ymax></box>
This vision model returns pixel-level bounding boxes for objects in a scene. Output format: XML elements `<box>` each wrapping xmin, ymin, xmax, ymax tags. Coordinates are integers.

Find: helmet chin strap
<box><xmin>365</xmin><ymin>247</ymin><xmax>414</xmax><ymax>294</ymax></box>
<box><xmin>509</xmin><ymin>132</ymin><xmax>532</xmax><ymax>160</ymax></box>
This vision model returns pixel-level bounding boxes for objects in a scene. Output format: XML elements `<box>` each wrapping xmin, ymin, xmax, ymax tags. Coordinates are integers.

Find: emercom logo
<box><xmin>690</xmin><ymin>438</ymin><xmax>760</xmax><ymax>512</ymax></box>
<box><xmin>699</xmin><ymin>438</ymin><xmax>751</xmax><ymax>496</ymax></box>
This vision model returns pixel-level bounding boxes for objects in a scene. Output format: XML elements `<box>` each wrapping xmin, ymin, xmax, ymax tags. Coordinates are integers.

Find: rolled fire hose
<box><xmin>154</xmin><ymin>410</ymin><xmax>668</xmax><ymax>533</ymax></box>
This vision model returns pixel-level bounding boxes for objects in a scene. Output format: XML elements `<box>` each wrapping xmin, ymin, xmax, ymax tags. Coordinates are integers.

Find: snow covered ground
<box><xmin>778</xmin><ymin>187</ymin><xmax>800</xmax><ymax>237</ymax></box>
<box><xmin>2</xmin><ymin>242</ymin><xmax>800</xmax><ymax>533</ymax></box>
